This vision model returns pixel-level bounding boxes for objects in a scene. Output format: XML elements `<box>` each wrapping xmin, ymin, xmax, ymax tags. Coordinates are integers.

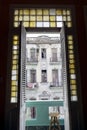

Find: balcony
<box><xmin>50</xmin><ymin>57</ymin><xmax>62</xmax><ymax>65</ymax></box>
<box><xmin>50</xmin><ymin>82</ymin><xmax>62</xmax><ymax>88</ymax></box>
<box><xmin>26</xmin><ymin>58</ymin><xmax>38</xmax><ymax>64</ymax></box>
<box><xmin>26</xmin><ymin>82</ymin><xmax>38</xmax><ymax>89</ymax></box>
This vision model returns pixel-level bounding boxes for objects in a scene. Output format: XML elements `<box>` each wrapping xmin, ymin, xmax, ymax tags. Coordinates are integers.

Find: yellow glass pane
<box><xmin>13</xmin><ymin>50</ymin><xmax>18</xmax><ymax>55</ymax></box>
<box><xmin>69</xmin><ymin>64</ymin><xmax>75</xmax><ymax>69</ymax></box>
<box><xmin>70</xmin><ymin>79</ymin><xmax>76</xmax><ymax>84</ymax></box>
<box><xmin>13</xmin><ymin>35</ymin><xmax>18</xmax><ymax>40</ymax></box>
<box><xmin>68</xmin><ymin>50</ymin><xmax>73</xmax><ymax>54</ymax></box>
<box><xmin>68</xmin><ymin>35</ymin><xmax>73</xmax><ymax>40</ymax></box>
<box><xmin>69</xmin><ymin>54</ymin><xmax>74</xmax><ymax>59</ymax></box>
<box><xmin>14</xmin><ymin>22</ymin><xmax>19</xmax><ymax>27</ymax></box>
<box><xmin>13</xmin><ymin>41</ymin><xmax>19</xmax><ymax>45</ymax></box>
<box><xmin>69</xmin><ymin>59</ymin><xmax>75</xmax><ymax>64</ymax></box>
<box><xmin>67</xmin><ymin>16</ymin><xmax>71</xmax><ymax>21</ymax></box>
<box><xmin>23</xmin><ymin>22</ymin><xmax>29</xmax><ymax>27</ymax></box>
<box><xmin>43</xmin><ymin>16</ymin><xmax>49</xmax><ymax>21</ymax></box>
<box><xmin>30</xmin><ymin>22</ymin><xmax>36</xmax><ymax>27</ymax></box>
<box><xmin>70</xmin><ymin>69</ymin><xmax>75</xmax><ymax>74</ymax></box>
<box><xmin>12</xmin><ymin>65</ymin><xmax>17</xmax><ymax>70</ymax></box>
<box><xmin>63</xmin><ymin>10</ymin><xmax>66</xmax><ymax>15</ymax></box>
<box><xmin>30</xmin><ymin>16</ymin><xmax>36</xmax><ymax>21</ymax></box>
<box><xmin>68</xmin><ymin>45</ymin><xmax>73</xmax><ymax>49</ymax></box>
<box><xmin>37</xmin><ymin>9</ymin><xmax>42</xmax><ymax>15</ymax></box>
<box><xmin>67</xmin><ymin>22</ymin><xmax>72</xmax><ymax>27</ymax></box>
<box><xmin>24</xmin><ymin>10</ymin><xmax>29</xmax><ymax>15</ymax></box>
<box><xmin>43</xmin><ymin>9</ymin><xmax>49</xmax><ymax>15</ymax></box>
<box><xmin>68</xmin><ymin>40</ymin><xmax>73</xmax><ymax>44</ymax></box>
<box><xmin>67</xmin><ymin>10</ymin><xmax>71</xmax><ymax>15</ymax></box>
<box><xmin>12</xmin><ymin>60</ymin><xmax>18</xmax><ymax>64</ymax></box>
<box><xmin>19</xmin><ymin>10</ymin><xmax>23</xmax><ymax>15</ymax></box>
<box><xmin>50</xmin><ymin>16</ymin><xmax>55</xmax><ymax>21</ymax></box>
<box><xmin>37</xmin><ymin>16</ymin><xmax>42</xmax><ymax>21</ymax></box>
<box><xmin>11</xmin><ymin>80</ymin><xmax>17</xmax><ymax>86</ymax></box>
<box><xmin>30</xmin><ymin>9</ymin><xmax>36</xmax><ymax>15</ymax></box>
<box><xmin>11</xmin><ymin>92</ymin><xmax>16</xmax><ymax>97</ymax></box>
<box><xmin>50</xmin><ymin>22</ymin><xmax>56</xmax><ymax>27</ymax></box>
<box><xmin>11</xmin><ymin>86</ymin><xmax>17</xmax><ymax>91</ymax></box>
<box><xmin>56</xmin><ymin>10</ymin><xmax>62</xmax><ymax>15</ymax></box>
<box><xmin>14</xmin><ymin>16</ymin><xmax>18</xmax><ymax>21</ymax></box>
<box><xmin>14</xmin><ymin>10</ymin><xmax>18</xmax><ymax>15</ymax></box>
<box><xmin>12</xmin><ymin>55</ymin><xmax>18</xmax><ymax>60</ymax></box>
<box><xmin>24</xmin><ymin>16</ymin><xmax>29</xmax><ymax>21</ymax></box>
<box><xmin>19</xmin><ymin>16</ymin><xmax>23</xmax><ymax>21</ymax></box>
<box><xmin>70</xmin><ymin>85</ymin><xmax>76</xmax><ymax>90</ymax></box>
<box><xmin>71</xmin><ymin>90</ymin><xmax>77</xmax><ymax>95</ymax></box>
<box><xmin>63</xmin><ymin>16</ymin><xmax>66</xmax><ymax>21</ymax></box>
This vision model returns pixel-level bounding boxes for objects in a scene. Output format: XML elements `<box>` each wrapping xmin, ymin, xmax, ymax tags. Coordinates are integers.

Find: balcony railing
<box><xmin>50</xmin><ymin>57</ymin><xmax>62</xmax><ymax>64</ymax></box>
<box><xmin>50</xmin><ymin>82</ymin><xmax>62</xmax><ymax>87</ymax></box>
<box><xmin>26</xmin><ymin>58</ymin><xmax>38</xmax><ymax>64</ymax></box>
<box><xmin>26</xmin><ymin>82</ymin><xmax>38</xmax><ymax>89</ymax></box>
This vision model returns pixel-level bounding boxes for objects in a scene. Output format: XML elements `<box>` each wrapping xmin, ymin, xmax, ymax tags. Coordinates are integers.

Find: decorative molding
<box><xmin>27</xmin><ymin>36</ymin><xmax>60</xmax><ymax>44</ymax></box>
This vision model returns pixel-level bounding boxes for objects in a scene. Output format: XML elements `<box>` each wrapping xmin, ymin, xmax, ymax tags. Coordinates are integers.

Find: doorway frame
<box><xmin>5</xmin><ymin>5</ymin><xmax>84</xmax><ymax>130</ymax></box>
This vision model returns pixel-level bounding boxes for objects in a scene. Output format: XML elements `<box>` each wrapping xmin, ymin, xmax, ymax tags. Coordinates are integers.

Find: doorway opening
<box><xmin>19</xmin><ymin>26</ymin><xmax>70</xmax><ymax>130</ymax></box>
<box><xmin>5</xmin><ymin>6</ymin><xmax>84</xmax><ymax>130</ymax></box>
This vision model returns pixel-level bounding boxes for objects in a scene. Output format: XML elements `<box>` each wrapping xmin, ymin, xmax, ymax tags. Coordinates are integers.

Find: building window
<box><xmin>41</xmin><ymin>48</ymin><xmax>46</xmax><ymax>59</ymax></box>
<box><xmin>30</xmin><ymin>48</ymin><xmax>38</xmax><ymax>61</ymax></box>
<box><xmin>30</xmin><ymin>70</ymin><xmax>36</xmax><ymax>83</ymax></box>
<box><xmin>30</xmin><ymin>48</ymin><xmax>35</xmax><ymax>60</ymax></box>
<box><xmin>51</xmin><ymin>48</ymin><xmax>57</xmax><ymax>62</ymax></box>
<box><xmin>26</xmin><ymin>107</ymin><xmax>36</xmax><ymax>120</ymax></box>
<box><xmin>10</xmin><ymin>8</ymin><xmax>78</xmax><ymax>103</ymax></box>
<box><xmin>41</xmin><ymin>70</ymin><xmax>47</xmax><ymax>82</ymax></box>
<box><xmin>5</xmin><ymin>6</ymin><xmax>83</xmax><ymax>130</ymax></box>
<box><xmin>52</xmin><ymin>69</ymin><xmax>59</xmax><ymax>87</ymax></box>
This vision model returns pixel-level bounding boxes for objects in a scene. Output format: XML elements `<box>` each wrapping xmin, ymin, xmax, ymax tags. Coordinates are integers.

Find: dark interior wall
<box><xmin>0</xmin><ymin>0</ymin><xmax>87</xmax><ymax>130</ymax></box>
